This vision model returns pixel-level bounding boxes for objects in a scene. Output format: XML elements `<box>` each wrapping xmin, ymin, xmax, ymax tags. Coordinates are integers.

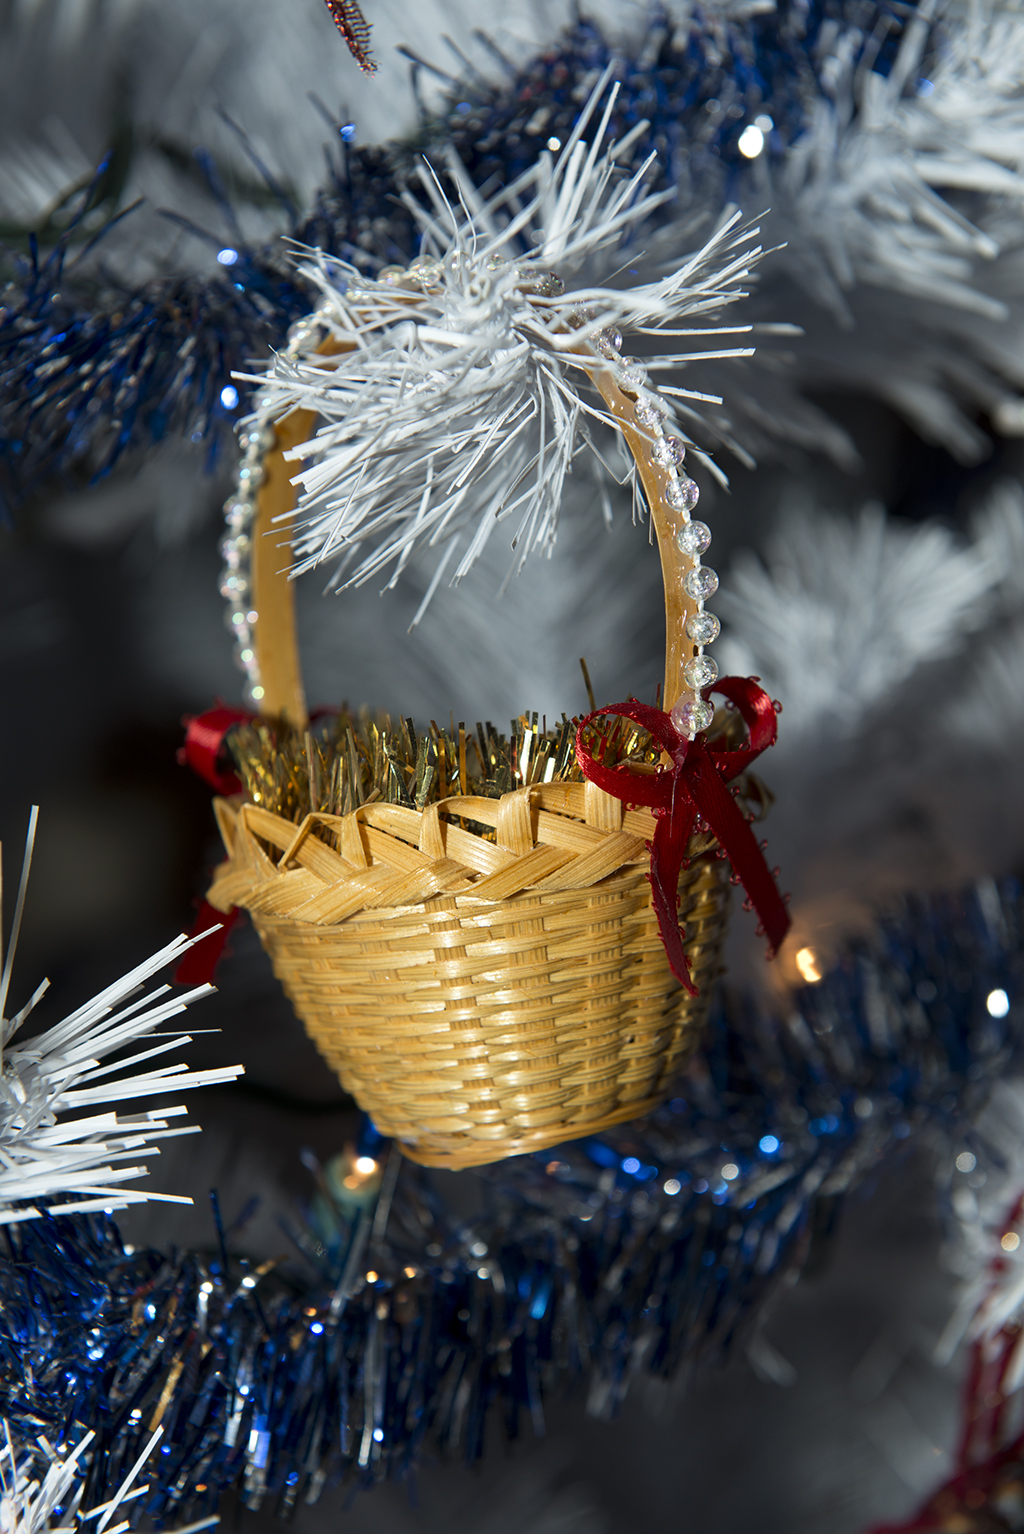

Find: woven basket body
<box><xmin>208</xmin><ymin>778</ymin><xmax>729</xmax><ymax>1168</ymax></box>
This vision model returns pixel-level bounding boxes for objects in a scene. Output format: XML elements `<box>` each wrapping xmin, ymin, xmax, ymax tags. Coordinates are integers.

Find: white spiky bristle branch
<box><xmin>225</xmin><ymin>71</ymin><xmax>763</xmax><ymax>732</ymax></box>
<box><xmin>0</xmin><ymin>1419</ymin><xmax>219</xmax><ymax>1534</ymax></box>
<box><xmin>0</xmin><ymin>810</ymin><xmax>244</xmax><ymax>1225</ymax></box>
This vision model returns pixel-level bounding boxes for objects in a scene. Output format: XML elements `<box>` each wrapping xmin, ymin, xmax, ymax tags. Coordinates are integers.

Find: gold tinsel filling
<box><xmin>226</xmin><ymin>707</ymin><xmax>678</xmax><ymax>826</ymax></box>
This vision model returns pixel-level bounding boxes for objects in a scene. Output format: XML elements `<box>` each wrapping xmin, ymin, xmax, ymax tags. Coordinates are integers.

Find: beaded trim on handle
<box><xmin>218</xmin><ymin>284</ymin><xmax>722</xmax><ymax>733</ymax></box>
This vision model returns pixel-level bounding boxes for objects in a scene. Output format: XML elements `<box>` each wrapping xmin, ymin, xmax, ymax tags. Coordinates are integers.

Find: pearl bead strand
<box><xmin>222</xmin><ymin>280</ymin><xmax>722</xmax><ymax>740</ymax></box>
<box><xmin>619</xmin><ymin>364</ymin><xmax>720</xmax><ymax>739</ymax></box>
<box><xmin>219</xmin><ymin>306</ymin><xmax>333</xmax><ymax>707</ymax></box>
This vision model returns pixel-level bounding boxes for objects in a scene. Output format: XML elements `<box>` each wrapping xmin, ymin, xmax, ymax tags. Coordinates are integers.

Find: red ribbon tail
<box><xmin>174</xmin><ymin>900</ymin><xmax>241</xmax><ymax>986</ymax></box>
<box><xmin>574</xmin><ymin>684</ymin><xmax>791</xmax><ymax>979</ymax></box>
<box><xmin>650</xmin><ymin>807</ymin><xmax>700</xmax><ymax>996</ymax></box>
<box><xmin>686</xmin><ymin>751</ymin><xmax>790</xmax><ymax>956</ymax></box>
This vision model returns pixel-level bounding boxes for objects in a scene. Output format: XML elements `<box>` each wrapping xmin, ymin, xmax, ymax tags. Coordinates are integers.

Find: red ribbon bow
<box><xmin>175</xmin><ymin>701</ymin><xmax>334</xmax><ymax>985</ymax></box>
<box><xmin>574</xmin><ymin>676</ymin><xmax>790</xmax><ymax>996</ymax></box>
<box><xmin>178</xmin><ymin>704</ymin><xmax>251</xmax><ymax>795</ymax></box>
<box><xmin>173</xmin><ymin>704</ymin><xmax>252</xmax><ymax>984</ymax></box>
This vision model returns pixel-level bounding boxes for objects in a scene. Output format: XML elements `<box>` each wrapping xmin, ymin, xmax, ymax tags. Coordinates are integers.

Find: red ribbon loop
<box><xmin>179</xmin><ymin>704</ymin><xmax>251</xmax><ymax>795</ymax></box>
<box><xmin>574</xmin><ymin>677</ymin><xmax>789</xmax><ymax>996</ymax></box>
<box><xmin>176</xmin><ymin>706</ymin><xmax>253</xmax><ymax>983</ymax></box>
<box><xmin>173</xmin><ymin>901</ymin><xmax>242</xmax><ymax>987</ymax></box>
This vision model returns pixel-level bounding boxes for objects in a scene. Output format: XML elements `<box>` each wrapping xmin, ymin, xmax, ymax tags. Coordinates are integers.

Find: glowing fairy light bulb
<box><xmin>738</xmin><ymin>124</ymin><xmax>765</xmax><ymax>158</ymax></box>
<box><xmin>795</xmin><ymin>947</ymin><xmax>822</xmax><ymax>984</ymax></box>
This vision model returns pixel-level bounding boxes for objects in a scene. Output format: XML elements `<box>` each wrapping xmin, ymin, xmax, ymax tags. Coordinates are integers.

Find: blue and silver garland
<box><xmin>3</xmin><ymin>874</ymin><xmax>1020</xmax><ymax>1523</ymax></box>
<box><xmin>0</xmin><ymin>1</ymin><xmax>933</xmax><ymax>511</ymax></box>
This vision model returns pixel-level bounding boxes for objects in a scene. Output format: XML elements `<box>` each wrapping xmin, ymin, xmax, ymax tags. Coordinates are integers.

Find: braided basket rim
<box><xmin>207</xmin><ymin>777</ymin><xmax>723</xmax><ymax>922</ymax></box>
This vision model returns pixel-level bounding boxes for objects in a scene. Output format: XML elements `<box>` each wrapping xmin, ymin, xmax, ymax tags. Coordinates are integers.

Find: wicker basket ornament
<box><xmin>206</xmin><ymin>786</ymin><xmax>729</xmax><ymax>1167</ymax></box>
<box><xmin>195</xmin><ymin>166</ymin><xmax>790</xmax><ymax>1168</ymax></box>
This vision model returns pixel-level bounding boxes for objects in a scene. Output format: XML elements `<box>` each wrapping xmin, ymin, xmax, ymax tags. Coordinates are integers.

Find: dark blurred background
<box><xmin>3</xmin><ymin>0</ymin><xmax>1020</xmax><ymax>1522</ymax></box>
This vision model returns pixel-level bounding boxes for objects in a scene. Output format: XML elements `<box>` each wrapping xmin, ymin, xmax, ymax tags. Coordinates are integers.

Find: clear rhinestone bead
<box><xmin>666</xmin><ymin>477</ymin><xmax>700</xmax><ymax>512</ymax></box>
<box><xmin>596</xmin><ymin>326</ymin><xmax>623</xmax><ymax>357</ymax></box>
<box><xmin>685</xmin><ymin>610</ymin><xmax>721</xmax><ymax>644</ymax></box>
<box><xmin>410</xmin><ymin>255</ymin><xmax>444</xmax><ymax>285</ymax></box>
<box><xmin>684</xmin><ymin>566</ymin><xmax>719</xmax><ymax>601</ymax></box>
<box><xmin>219</xmin><ymin>570</ymin><xmax>249</xmax><ymax>600</ymax></box>
<box><xmin>670</xmin><ymin>698</ymin><xmax>715</xmax><ymax>735</ymax></box>
<box><xmin>617</xmin><ymin>360</ymin><xmax>649</xmax><ymax>390</ymax></box>
<box><xmin>225</xmin><ymin>609</ymin><xmax>250</xmax><ymax>638</ymax></box>
<box><xmin>654</xmin><ymin>436</ymin><xmax>686</xmax><ymax>468</ymax></box>
<box><xmin>223</xmin><ymin>500</ymin><xmax>253</xmax><ymax>531</ymax></box>
<box><xmin>219</xmin><ymin>533</ymin><xmax>251</xmax><ymax>566</ymax></box>
<box><xmin>377</xmin><ymin>264</ymin><xmax>407</xmax><ymax>284</ymax></box>
<box><xmin>675</xmin><ymin>519</ymin><xmax>711</xmax><ymax>555</ymax></box>
<box><xmin>683</xmin><ymin>654</ymin><xmax>719</xmax><ymax>688</ymax></box>
<box><xmin>530</xmin><ymin>271</ymin><xmax>564</xmax><ymax>297</ymax></box>
<box><xmin>634</xmin><ymin>396</ymin><xmax>664</xmax><ymax>429</ymax></box>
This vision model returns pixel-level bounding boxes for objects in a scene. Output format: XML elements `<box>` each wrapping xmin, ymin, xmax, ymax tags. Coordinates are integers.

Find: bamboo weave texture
<box><xmin>208</xmin><ymin>780</ymin><xmax>729</xmax><ymax>1168</ymax></box>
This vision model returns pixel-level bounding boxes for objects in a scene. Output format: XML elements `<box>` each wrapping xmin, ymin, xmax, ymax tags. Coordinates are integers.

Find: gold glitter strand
<box><xmin>224</xmin><ymin>709</ymin><xmax>674</xmax><ymax>827</ymax></box>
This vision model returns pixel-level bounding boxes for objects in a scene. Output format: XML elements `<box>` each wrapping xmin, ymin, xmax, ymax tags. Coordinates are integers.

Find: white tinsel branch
<box><xmin>0</xmin><ymin>1420</ymin><xmax>219</xmax><ymax>1534</ymax></box>
<box><xmin>740</xmin><ymin>0</ymin><xmax>1024</xmax><ymax>462</ymax></box>
<box><xmin>715</xmin><ymin>503</ymin><xmax>998</xmax><ymax>741</ymax></box>
<box><xmin>935</xmin><ymin>1083</ymin><xmax>1024</xmax><ymax>1389</ymax></box>
<box><xmin>0</xmin><ymin>811</ymin><xmax>243</xmax><ymax>1224</ymax></box>
<box><xmin>758</xmin><ymin>0</ymin><xmax>1024</xmax><ymax>324</ymax></box>
<box><xmin>239</xmin><ymin>73</ymin><xmax>760</xmax><ymax>612</ymax></box>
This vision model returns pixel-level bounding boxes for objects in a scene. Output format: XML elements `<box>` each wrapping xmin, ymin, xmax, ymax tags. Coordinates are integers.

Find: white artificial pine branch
<box><xmin>935</xmin><ymin>1081</ymin><xmax>1024</xmax><ymax>1392</ymax></box>
<box><xmin>715</xmin><ymin>504</ymin><xmax>998</xmax><ymax>739</ymax></box>
<box><xmin>239</xmin><ymin>75</ymin><xmax>761</xmax><ymax>611</ymax></box>
<box><xmin>765</xmin><ymin>0</ymin><xmax>1024</xmax><ymax>325</ymax></box>
<box><xmin>0</xmin><ymin>1419</ymin><xmax>220</xmax><ymax>1534</ymax></box>
<box><xmin>972</xmin><ymin>479</ymin><xmax>1024</xmax><ymax>611</ymax></box>
<box><xmin>0</xmin><ymin>812</ymin><xmax>243</xmax><ymax>1225</ymax></box>
<box><xmin>712</xmin><ymin>480</ymin><xmax>1024</xmax><ymax>989</ymax></box>
<box><xmin>718</xmin><ymin>0</ymin><xmax>1024</xmax><ymax>464</ymax></box>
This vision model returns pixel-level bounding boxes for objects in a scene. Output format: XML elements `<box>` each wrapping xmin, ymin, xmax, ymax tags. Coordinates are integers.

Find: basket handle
<box><xmin>250</xmin><ymin>408</ymin><xmax>314</xmax><ymax>728</ymax></box>
<box><xmin>588</xmin><ymin>369</ymin><xmax>701</xmax><ymax>709</ymax></box>
<box><xmin>249</xmin><ymin>364</ymin><xmax>702</xmax><ymax>728</ymax></box>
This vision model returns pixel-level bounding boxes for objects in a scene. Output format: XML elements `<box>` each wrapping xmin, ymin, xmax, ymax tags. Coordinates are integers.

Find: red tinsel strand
<box><xmin>322</xmin><ymin>0</ymin><xmax>377</xmax><ymax>72</ymax></box>
<box><xmin>866</xmin><ymin>1193</ymin><xmax>1024</xmax><ymax>1532</ymax></box>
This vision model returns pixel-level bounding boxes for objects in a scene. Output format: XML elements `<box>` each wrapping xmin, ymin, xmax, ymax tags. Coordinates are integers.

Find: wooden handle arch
<box><xmin>248</xmin><ymin>354</ymin><xmax>701</xmax><ymax>726</ymax></box>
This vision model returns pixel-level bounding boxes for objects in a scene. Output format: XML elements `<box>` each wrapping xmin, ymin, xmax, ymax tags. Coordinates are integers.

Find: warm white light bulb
<box><xmin>795</xmin><ymin>947</ymin><xmax>822</xmax><ymax>984</ymax></box>
<box><xmin>738</xmin><ymin>125</ymin><xmax>765</xmax><ymax>159</ymax></box>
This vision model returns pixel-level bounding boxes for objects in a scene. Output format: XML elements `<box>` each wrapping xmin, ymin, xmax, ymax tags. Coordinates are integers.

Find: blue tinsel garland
<box><xmin>0</xmin><ymin>1</ymin><xmax>928</xmax><ymax>511</ymax></box>
<box><xmin>2</xmin><ymin>876</ymin><xmax>1018</xmax><ymax>1522</ymax></box>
